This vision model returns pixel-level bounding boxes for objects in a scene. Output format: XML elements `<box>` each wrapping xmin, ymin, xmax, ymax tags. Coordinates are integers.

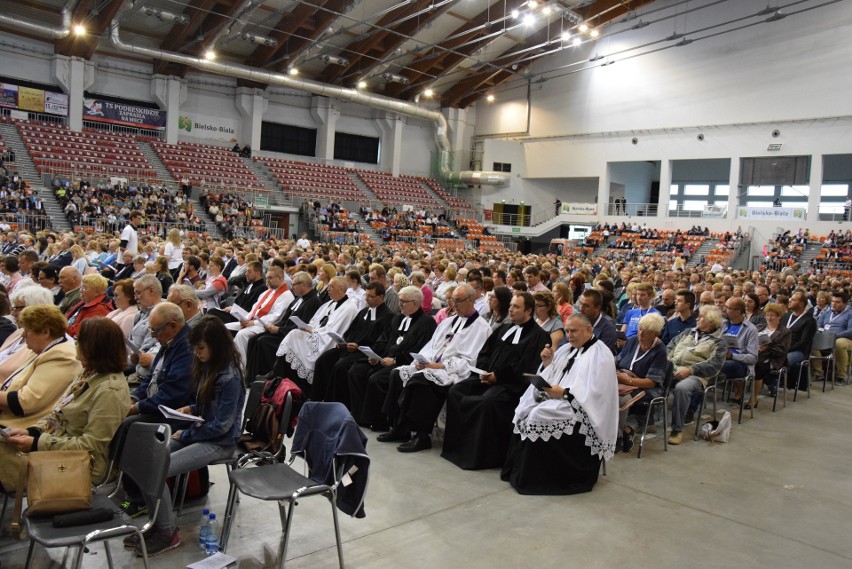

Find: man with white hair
<box><xmin>57</xmin><ymin>266</ymin><xmax>82</xmax><ymax>314</ymax></box>
<box><xmin>229</xmin><ymin>266</ymin><xmax>292</xmax><ymax>364</ymax></box>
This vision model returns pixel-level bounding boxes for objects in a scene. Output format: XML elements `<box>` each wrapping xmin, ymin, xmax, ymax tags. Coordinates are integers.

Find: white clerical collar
<box><xmin>365</xmin><ymin>307</ymin><xmax>377</xmax><ymax>321</ymax></box>
<box><xmin>501</xmin><ymin>324</ymin><xmax>523</xmax><ymax>345</ymax></box>
<box><xmin>398</xmin><ymin>316</ymin><xmax>411</xmax><ymax>331</ymax></box>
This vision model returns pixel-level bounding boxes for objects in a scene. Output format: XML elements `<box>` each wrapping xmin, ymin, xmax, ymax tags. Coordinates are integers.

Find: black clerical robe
<box><xmin>441</xmin><ymin>318</ymin><xmax>550</xmax><ymax>469</ymax></box>
<box><xmin>245</xmin><ymin>289</ymin><xmax>322</xmax><ymax>380</ymax></box>
<box><xmin>313</xmin><ymin>303</ymin><xmax>393</xmax><ymax>405</ymax></box>
<box><xmin>348</xmin><ymin>309</ymin><xmax>436</xmax><ymax>427</ymax></box>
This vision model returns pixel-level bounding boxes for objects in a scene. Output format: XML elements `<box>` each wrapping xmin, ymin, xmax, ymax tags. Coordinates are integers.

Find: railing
<box><xmin>0</xmin><ymin>108</ymin><xmax>68</xmax><ymax>125</ymax></box>
<box><xmin>667</xmin><ymin>204</ymin><xmax>719</xmax><ymax>218</ymax></box>
<box><xmin>35</xmin><ymin>158</ymin><xmax>162</xmax><ymax>186</ymax></box>
<box><xmin>83</xmin><ymin>121</ymin><xmax>166</xmax><ymax>141</ymax></box>
<box><xmin>818</xmin><ymin>212</ymin><xmax>852</xmax><ymax>222</ymax></box>
<box><xmin>72</xmin><ymin>219</ymin><xmax>207</xmax><ymax>237</ymax></box>
<box><xmin>606</xmin><ymin>202</ymin><xmax>659</xmax><ymax>217</ymax></box>
<box><xmin>2</xmin><ymin>212</ymin><xmax>52</xmax><ymax>232</ymax></box>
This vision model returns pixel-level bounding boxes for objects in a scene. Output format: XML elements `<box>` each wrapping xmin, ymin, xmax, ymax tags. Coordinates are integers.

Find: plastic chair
<box><xmin>219</xmin><ymin>402</ymin><xmax>370</xmax><ymax>569</ymax></box>
<box><xmin>636</xmin><ymin>362</ymin><xmax>674</xmax><ymax>458</ymax></box>
<box><xmin>809</xmin><ymin>330</ymin><xmax>837</xmax><ymax>393</ymax></box>
<box><xmin>21</xmin><ymin>422</ymin><xmax>172</xmax><ymax>569</ymax></box>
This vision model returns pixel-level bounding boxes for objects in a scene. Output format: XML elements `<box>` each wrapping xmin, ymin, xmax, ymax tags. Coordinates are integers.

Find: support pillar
<box><xmin>53</xmin><ymin>55</ymin><xmax>93</xmax><ymax>132</ymax></box>
<box><xmin>310</xmin><ymin>97</ymin><xmax>339</xmax><ymax>163</ymax></box>
<box><xmin>657</xmin><ymin>159</ymin><xmax>672</xmax><ymax>218</ymax></box>
<box><xmin>151</xmin><ymin>75</ymin><xmax>185</xmax><ymax>145</ymax></box>
<box><xmin>728</xmin><ymin>157</ymin><xmax>741</xmax><ymax>221</ymax></box>
<box><xmin>807</xmin><ymin>154</ymin><xmax>823</xmax><ymax>222</ymax></box>
<box><xmin>598</xmin><ymin>164</ymin><xmax>611</xmax><ymax>217</ymax></box>
<box><xmin>378</xmin><ymin>112</ymin><xmax>405</xmax><ymax>175</ymax></box>
<box><xmin>236</xmin><ymin>87</ymin><xmax>268</xmax><ymax>151</ymax></box>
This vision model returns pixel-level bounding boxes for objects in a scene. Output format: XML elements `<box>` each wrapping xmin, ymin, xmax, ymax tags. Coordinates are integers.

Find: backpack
<box><xmin>240</xmin><ymin>376</ymin><xmax>303</xmax><ymax>455</ymax></box>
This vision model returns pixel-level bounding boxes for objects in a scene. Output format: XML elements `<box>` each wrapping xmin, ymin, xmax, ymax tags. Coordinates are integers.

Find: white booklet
<box><xmin>469</xmin><ymin>366</ymin><xmax>488</xmax><ymax>376</ymax></box>
<box><xmin>289</xmin><ymin>315</ymin><xmax>310</xmax><ymax>330</ymax></box>
<box><xmin>327</xmin><ymin>331</ymin><xmax>346</xmax><ymax>344</ymax></box>
<box><xmin>229</xmin><ymin>304</ymin><xmax>250</xmax><ymax>322</ymax></box>
<box><xmin>158</xmin><ymin>405</ymin><xmax>204</xmax><ymax>423</ymax></box>
<box><xmin>358</xmin><ymin>346</ymin><xmax>382</xmax><ymax>360</ymax></box>
<box><xmin>410</xmin><ymin>352</ymin><xmax>430</xmax><ymax>364</ymax></box>
<box><xmin>186</xmin><ymin>552</ymin><xmax>238</xmax><ymax>569</ymax></box>
<box><xmin>125</xmin><ymin>338</ymin><xmax>141</xmax><ymax>355</ymax></box>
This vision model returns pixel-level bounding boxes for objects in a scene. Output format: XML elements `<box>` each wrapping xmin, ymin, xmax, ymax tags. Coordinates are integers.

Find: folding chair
<box><xmin>694</xmin><ymin>373</ymin><xmax>723</xmax><ymax>440</ymax></box>
<box><xmin>771</xmin><ymin>367</ymin><xmax>788</xmax><ymax>412</ymax></box>
<box><xmin>220</xmin><ymin>402</ymin><xmax>370</xmax><ymax>569</ymax></box>
<box><xmin>636</xmin><ymin>362</ymin><xmax>674</xmax><ymax>458</ymax></box>
<box><xmin>809</xmin><ymin>330</ymin><xmax>837</xmax><ymax>393</ymax></box>
<box><xmin>21</xmin><ymin>422</ymin><xmax>171</xmax><ymax>569</ymax></box>
<box><xmin>719</xmin><ymin>372</ymin><xmax>755</xmax><ymax>424</ymax></box>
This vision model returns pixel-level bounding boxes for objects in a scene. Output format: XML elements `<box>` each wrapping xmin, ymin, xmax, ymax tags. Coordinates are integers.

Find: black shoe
<box><xmin>377</xmin><ymin>429</ymin><xmax>409</xmax><ymax>443</ymax></box>
<box><xmin>622</xmin><ymin>427</ymin><xmax>635</xmax><ymax>453</ymax></box>
<box><xmin>684</xmin><ymin>410</ymin><xmax>695</xmax><ymax>425</ymax></box>
<box><xmin>369</xmin><ymin>421</ymin><xmax>389</xmax><ymax>432</ymax></box>
<box><xmin>397</xmin><ymin>435</ymin><xmax>432</xmax><ymax>453</ymax></box>
<box><xmin>614</xmin><ymin>437</ymin><xmax>623</xmax><ymax>454</ymax></box>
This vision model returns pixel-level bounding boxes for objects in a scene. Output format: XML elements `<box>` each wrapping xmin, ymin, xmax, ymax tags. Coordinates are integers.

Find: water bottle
<box><xmin>198</xmin><ymin>508</ymin><xmax>210</xmax><ymax>551</ymax></box>
<box><xmin>203</xmin><ymin>513</ymin><xmax>220</xmax><ymax>555</ymax></box>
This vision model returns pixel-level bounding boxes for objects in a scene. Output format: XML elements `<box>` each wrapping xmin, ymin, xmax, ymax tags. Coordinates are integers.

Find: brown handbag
<box><xmin>10</xmin><ymin>450</ymin><xmax>93</xmax><ymax>538</ymax></box>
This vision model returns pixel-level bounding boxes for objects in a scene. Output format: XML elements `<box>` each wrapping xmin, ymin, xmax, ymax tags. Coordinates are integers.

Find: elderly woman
<box><xmin>393</xmin><ymin>272</ymin><xmax>411</xmax><ymax>293</ymax></box>
<box><xmin>485</xmin><ymin>286</ymin><xmax>512</xmax><ymax>331</ymax></box>
<box><xmin>0</xmin><ymin>286</ymin><xmax>56</xmax><ymax>382</ymax></box>
<box><xmin>435</xmin><ymin>267</ymin><xmax>457</xmax><ymax>303</ymax></box>
<box><xmin>739</xmin><ymin>302</ymin><xmax>790</xmax><ymax>406</ymax></box>
<box><xmin>812</xmin><ymin>290</ymin><xmax>831</xmax><ymax>320</ymax></box>
<box><xmin>0</xmin><ymin>304</ymin><xmax>81</xmax><ymax>430</ymax></box>
<box><xmin>106</xmin><ymin>278</ymin><xmax>139</xmax><ymax>339</ymax></box>
<box><xmin>0</xmin><ymin>318</ymin><xmax>130</xmax><ymax>491</ymax></box>
<box><xmin>501</xmin><ymin>314</ymin><xmax>618</xmax><ymax>495</ymax></box>
<box><xmin>69</xmin><ymin>244</ymin><xmax>89</xmax><ymax>275</ymax></box>
<box><xmin>0</xmin><ymin>293</ymin><xmax>15</xmax><ymax>346</ymax></box>
<box><xmin>615</xmin><ymin>313</ymin><xmax>668</xmax><ymax>453</ymax></box>
<box><xmin>434</xmin><ymin>285</ymin><xmax>457</xmax><ymax>325</ymax></box>
<box><xmin>65</xmin><ymin>274</ymin><xmax>113</xmax><ymax>338</ymax></box>
<box><xmin>533</xmin><ymin>291</ymin><xmax>565</xmax><ymax>347</ymax></box>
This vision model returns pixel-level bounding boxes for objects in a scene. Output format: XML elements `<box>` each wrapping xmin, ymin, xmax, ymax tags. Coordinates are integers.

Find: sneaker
<box><xmin>668</xmin><ymin>431</ymin><xmax>683</xmax><ymax>445</ymax></box>
<box><xmin>119</xmin><ymin>500</ymin><xmax>148</xmax><ymax>519</ymax></box>
<box><xmin>123</xmin><ymin>530</ymin><xmax>146</xmax><ymax>549</ymax></box>
<box><xmin>135</xmin><ymin>528</ymin><xmax>180</xmax><ymax>557</ymax></box>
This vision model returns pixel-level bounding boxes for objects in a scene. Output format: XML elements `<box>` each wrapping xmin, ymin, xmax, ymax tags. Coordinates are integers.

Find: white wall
<box><xmin>0</xmin><ymin>35</ymin><xmax>54</xmax><ymax>86</ymax></box>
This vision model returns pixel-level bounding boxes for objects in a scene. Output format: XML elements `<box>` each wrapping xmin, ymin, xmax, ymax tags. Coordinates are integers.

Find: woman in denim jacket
<box><xmin>128</xmin><ymin>315</ymin><xmax>245</xmax><ymax>557</ymax></box>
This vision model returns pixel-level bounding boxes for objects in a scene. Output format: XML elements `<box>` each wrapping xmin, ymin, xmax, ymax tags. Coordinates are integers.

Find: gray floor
<box><xmin>3</xmin><ymin>383</ymin><xmax>852</xmax><ymax>569</ymax></box>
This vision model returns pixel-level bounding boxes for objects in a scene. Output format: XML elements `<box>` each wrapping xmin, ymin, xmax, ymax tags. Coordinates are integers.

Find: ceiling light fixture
<box><xmin>486</xmin><ymin>94</ymin><xmax>495</xmax><ymax>102</ymax></box>
<box><xmin>524</xmin><ymin>14</ymin><xmax>536</xmax><ymax>26</ymax></box>
<box><xmin>542</xmin><ymin>6</ymin><xmax>552</xmax><ymax>16</ymax></box>
<box><xmin>590</xmin><ymin>29</ymin><xmax>599</xmax><ymax>38</ymax></box>
<box><xmin>240</xmin><ymin>33</ymin><xmax>277</xmax><ymax>48</ymax></box>
<box><xmin>511</xmin><ymin>9</ymin><xmax>520</xmax><ymax>19</ymax></box>
<box><xmin>288</xmin><ymin>67</ymin><xmax>299</xmax><ymax>76</ymax></box>
<box><xmin>204</xmin><ymin>49</ymin><xmax>216</xmax><ymax>60</ymax></box>
<box><xmin>143</xmin><ymin>8</ymin><xmax>190</xmax><ymax>25</ymax></box>
<box><xmin>528</xmin><ymin>0</ymin><xmax>538</xmax><ymax>9</ymax></box>
<box><xmin>423</xmin><ymin>88</ymin><xmax>434</xmax><ymax>97</ymax></box>
<box><xmin>561</xmin><ymin>31</ymin><xmax>571</xmax><ymax>42</ymax></box>
<box><xmin>73</xmin><ymin>24</ymin><xmax>86</xmax><ymax>36</ymax></box>
<box><xmin>357</xmin><ymin>80</ymin><xmax>367</xmax><ymax>89</ymax></box>
<box><xmin>579</xmin><ymin>23</ymin><xmax>589</xmax><ymax>32</ymax></box>
<box><xmin>573</xmin><ymin>37</ymin><xmax>581</xmax><ymax>46</ymax></box>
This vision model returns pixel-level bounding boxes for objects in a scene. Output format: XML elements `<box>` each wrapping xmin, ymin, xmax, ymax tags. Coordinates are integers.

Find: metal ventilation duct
<box><xmin>0</xmin><ymin>0</ymin><xmax>77</xmax><ymax>40</ymax></box>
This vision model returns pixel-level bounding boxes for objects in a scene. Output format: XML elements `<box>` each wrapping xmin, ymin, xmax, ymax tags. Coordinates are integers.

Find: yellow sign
<box><xmin>18</xmin><ymin>87</ymin><xmax>44</xmax><ymax>112</ymax></box>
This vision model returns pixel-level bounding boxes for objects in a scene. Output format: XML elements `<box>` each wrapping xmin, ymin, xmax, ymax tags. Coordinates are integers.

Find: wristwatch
<box><xmin>561</xmin><ymin>389</ymin><xmax>571</xmax><ymax>401</ymax></box>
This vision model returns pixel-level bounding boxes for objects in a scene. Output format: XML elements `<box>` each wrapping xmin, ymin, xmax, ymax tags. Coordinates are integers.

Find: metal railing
<box><xmin>82</xmin><ymin>121</ymin><xmax>166</xmax><ymax>141</ymax></box>
<box><xmin>2</xmin><ymin>212</ymin><xmax>52</xmax><ymax>232</ymax></box>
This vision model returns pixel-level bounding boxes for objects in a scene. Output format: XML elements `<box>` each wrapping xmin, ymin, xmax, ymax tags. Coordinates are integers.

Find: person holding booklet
<box><xmin>124</xmin><ymin>315</ymin><xmax>245</xmax><ymax>557</ymax></box>
<box><xmin>441</xmin><ymin>291</ymin><xmax>550</xmax><ymax>470</ymax></box>
<box><xmin>227</xmin><ymin>266</ymin><xmax>292</xmax><ymax>365</ymax></box>
<box><xmin>614</xmin><ymin>313</ymin><xmax>668</xmax><ymax>454</ymax></box>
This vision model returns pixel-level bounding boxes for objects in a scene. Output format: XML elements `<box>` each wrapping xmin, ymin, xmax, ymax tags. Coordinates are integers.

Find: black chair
<box><xmin>771</xmin><ymin>367</ymin><xmax>788</xmax><ymax>412</ymax></box>
<box><xmin>636</xmin><ymin>362</ymin><xmax>674</xmax><ymax>459</ymax></box>
<box><xmin>220</xmin><ymin>402</ymin><xmax>370</xmax><ymax>569</ymax></box>
<box><xmin>809</xmin><ymin>330</ymin><xmax>836</xmax><ymax>393</ymax></box>
<box><xmin>21</xmin><ymin>422</ymin><xmax>171</xmax><ymax>569</ymax></box>
<box><xmin>693</xmin><ymin>373</ymin><xmax>723</xmax><ymax>440</ymax></box>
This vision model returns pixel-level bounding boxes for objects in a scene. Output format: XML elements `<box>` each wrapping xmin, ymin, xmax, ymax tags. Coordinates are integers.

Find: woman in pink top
<box><xmin>106</xmin><ymin>279</ymin><xmax>138</xmax><ymax>339</ymax></box>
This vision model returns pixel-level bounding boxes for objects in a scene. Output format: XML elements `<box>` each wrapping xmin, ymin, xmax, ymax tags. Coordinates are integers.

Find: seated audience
<box><xmin>65</xmin><ymin>274</ymin><xmax>113</xmax><ymax>338</ymax></box>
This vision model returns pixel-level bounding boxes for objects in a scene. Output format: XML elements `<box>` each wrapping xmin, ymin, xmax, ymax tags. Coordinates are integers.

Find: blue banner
<box><xmin>83</xmin><ymin>98</ymin><xmax>166</xmax><ymax>130</ymax></box>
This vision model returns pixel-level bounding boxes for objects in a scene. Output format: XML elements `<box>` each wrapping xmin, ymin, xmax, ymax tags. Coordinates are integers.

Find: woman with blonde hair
<box><xmin>164</xmin><ymin>228</ymin><xmax>184</xmax><ymax>280</ymax></box>
<box><xmin>70</xmin><ymin>244</ymin><xmax>88</xmax><ymax>274</ymax></box>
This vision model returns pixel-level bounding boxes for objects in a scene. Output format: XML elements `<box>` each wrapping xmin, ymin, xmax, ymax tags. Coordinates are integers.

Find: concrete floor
<box><xmin>3</xmin><ymin>383</ymin><xmax>852</xmax><ymax>569</ymax></box>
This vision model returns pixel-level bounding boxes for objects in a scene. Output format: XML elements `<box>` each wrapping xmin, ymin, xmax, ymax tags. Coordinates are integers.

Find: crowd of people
<box><xmin>0</xmin><ymin>213</ymin><xmax>849</xmax><ymax>558</ymax></box>
<box><xmin>199</xmin><ymin>188</ymin><xmax>263</xmax><ymax>239</ymax></box>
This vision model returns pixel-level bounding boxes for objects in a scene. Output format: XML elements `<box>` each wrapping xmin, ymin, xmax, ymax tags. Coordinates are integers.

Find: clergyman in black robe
<box><xmin>441</xmin><ymin>292</ymin><xmax>550</xmax><ymax>469</ymax></box>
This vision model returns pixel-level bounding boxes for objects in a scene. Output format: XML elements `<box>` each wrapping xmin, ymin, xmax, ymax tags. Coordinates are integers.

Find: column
<box><xmin>310</xmin><ymin>97</ymin><xmax>340</xmax><ymax>163</ymax></box>
<box><xmin>52</xmin><ymin>55</ymin><xmax>94</xmax><ymax>132</ymax></box>
<box><xmin>235</xmin><ymin>87</ymin><xmax>268</xmax><ymax>151</ymax></box>
<box><xmin>807</xmin><ymin>154</ymin><xmax>823</xmax><ymax>222</ymax></box>
<box><xmin>151</xmin><ymin>75</ymin><xmax>185</xmax><ymax>145</ymax></box>
<box><xmin>727</xmin><ymin>157</ymin><xmax>741</xmax><ymax>221</ymax></box>
<box><xmin>598</xmin><ymin>164</ymin><xmax>611</xmax><ymax>218</ymax></box>
<box><xmin>657</xmin><ymin>159</ymin><xmax>672</xmax><ymax>218</ymax></box>
<box><xmin>378</xmin><ymin>112</ymin><xmax>405</xmax><ymax>175</ymax></box>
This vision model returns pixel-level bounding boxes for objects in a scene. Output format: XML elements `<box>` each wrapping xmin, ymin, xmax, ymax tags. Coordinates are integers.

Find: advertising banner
<box><xmin>0</xmin><ymin>84</ymin><xmax>17</xmax><ymax>108</ymax></box>
<box><xmin>736</xmin><ymin>206</ymin><xmax>806</xmax><ymax>220</ymax></box>
<box><xmin>178</xmin><ymin>113</ymin><xmax>240</xmax><ymax>143</ymax></box>
<box><xmin>18</xmin><ymin>87</ymin><xmax>45</xmax><ymax>112</ymax></box>
<box><xmin>44</xmin><ymin>91</ymin><xmax>69</xmax><ymax>116</ymax></box>
<box><xmin>562</xmin><ymin>202</ymin><xmax>597</xmax><ymax>215</ymax></box>
<box><xmin>84</xmin><ymin>98</ymin><xmax>166</xmax><ymax>129</ymax></box>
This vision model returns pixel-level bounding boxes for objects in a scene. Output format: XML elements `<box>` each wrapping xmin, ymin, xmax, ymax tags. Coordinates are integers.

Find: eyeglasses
<box><xmin>400</xmin><ymin>299</ymin><xmax>418</xmax><ymax>305</ymax></box>
<box><xmin>12</xmin><ymin>304</ymin><xmax>26</xmax><ymax>312</ymax></box>
<box><xmin>453</xmin><ymin>295</ymin><xmax>472</xmax><ymax>303</ymax></box>
<box><xmin>148</xmin><ymin>321</ymin><xmax>173</xmax><ymax>335</ymax></box>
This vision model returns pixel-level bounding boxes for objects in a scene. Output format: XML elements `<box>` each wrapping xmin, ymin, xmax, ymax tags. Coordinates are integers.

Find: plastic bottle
<box><xmin>203</xmin><ymin>513</ymin><xmax>219</xmax><ymax>555</ymax></box>
<box><xmin>198</xmin><ymin>508</ymin><xmax>210</xmax><ymax>551</ymax></box>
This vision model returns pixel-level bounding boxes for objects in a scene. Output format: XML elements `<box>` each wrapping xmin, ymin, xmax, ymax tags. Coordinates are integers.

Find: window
<box><xmin>669</xmin><ymin>184</ymin><xmax>679</xmax><ymax>197</ymax></box>
<box><xmin>669</xmin><ymin>200</ymin><xmax>678</xmax><ymax>210</ymax></box>
<box><xmin>260</xmin><ymin>122</ymin><xmax>317</xmax><ymax>156</ymax></box>
<box><xmin>781</xmin><ymin>202</ymin><xmax>806</xmax><ymax>209</ymax></box>
<box><xmin>819</xmin><ymin>204</ymin><xmax>844</xmax><ymax>214</ymax></box>
<box><xmin>821</xmin><ymin>184</ymin><xmax>849</xmax><ymax>197</ymax></box>
<box><xmin>715</xmin><ymin>185</ymin><xmax>730</xmax><ymax>196</ymax></box>
<box><xmin>334</xmin><ymin>132</ymin><xmax>380</xmax><ymax>164</ymax></box>
<box><xmin>781</xmin><ymin>185</ymin><xmax>809</xmax><ymax>197</ymax></box>
<box><xmin>682</xmin><ymin>200</ymin><xmax>708</xmax><ymax>211</ymax></box>
<box><xmin>746</xmin><ymin>185</ymin><xmax>776</xmax><ymax>196</ymax></box>
<box><xmin>492</xmin><ymin>162</ymin><xmax>512</xmax><ymax>172</ymax></box>
<box><xmin>683</xmin><ymin>184</ymin><xmax>710</xmax><ymax>196</ymax></box>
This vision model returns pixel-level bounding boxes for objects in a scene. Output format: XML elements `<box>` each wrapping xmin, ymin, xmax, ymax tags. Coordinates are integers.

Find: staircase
<box><xmin>348</xmin><ymin>212</ymin><xmax>382</xmax><ymax>243</ymax></box>
<box><xmin>687</xmin><ymin>238</ymin><xmax>719</xmax><ymax>267</ymax></box>
<box><xmin>240</xmin><ymin>158</ymin><xmax>289</xmax><ymax>206</ymax></box>
<box><xmin>0</xmin><ymin>122</ymin><xmax>69</xmax><ymax>231</ymax></box>
<box><xmin>348</xmin><ymin>172</ymin><xmax>380</xmax><ymax>204</ymax></box>
<box><xmin>796</xmin><ymin>241</ymin><xmax>822</xmax><ymax>272</ymax></box>
<box><xmin>419</xmin><ymin>180</ymin><xmax>449</xmax><ymax>210</ymax></box>
<box><xmin>137</xmin><ymin>142</ymin><xmax>175</xmax><ymax>186</ymax></box>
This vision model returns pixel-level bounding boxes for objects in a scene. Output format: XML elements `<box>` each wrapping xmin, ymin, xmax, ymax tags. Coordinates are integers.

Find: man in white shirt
<box><xmin>296</xmin><ymin>232</ymin><xmax>311</xmax><ymax>249</ymax></box>
<box><xmin>120</xmin><ymin>210</ymin><xmax>143</xmax><ymax>255</ymax></box>
<box><xmin>230</xmin><ymin>266</ymin><xmax>293</xmax><ymax>364</ymax></box>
